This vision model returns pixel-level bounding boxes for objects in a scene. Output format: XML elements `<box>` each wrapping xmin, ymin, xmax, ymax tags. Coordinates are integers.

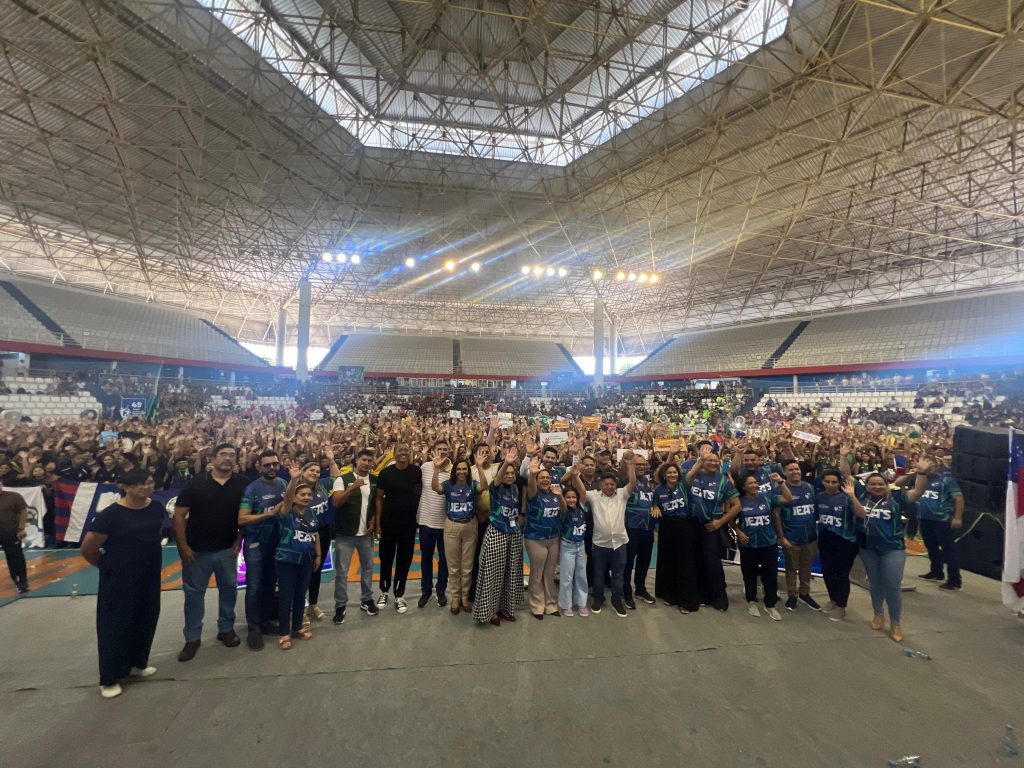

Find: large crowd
<box><xmin>1</xmin><ymin>375</ymin><xmax>1016</xmax><ymax>700</ymax></box>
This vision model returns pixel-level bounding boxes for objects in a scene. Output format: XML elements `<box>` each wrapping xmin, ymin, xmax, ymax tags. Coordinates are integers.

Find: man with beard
<box><xmin>237</xmin><ymin>450</ymin><xmax>287</xmax><ymax>649</ymax></box>
<box><xmin>173</xmin><ymin>443</ymin><xmax>249</xmax><ymax>662</ymax></box>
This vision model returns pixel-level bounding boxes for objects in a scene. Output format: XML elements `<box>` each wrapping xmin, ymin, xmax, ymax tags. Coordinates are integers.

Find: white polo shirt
<box><xmin>585</xmin><ymin>487</ymin><xmax>629</xmax><ymax>550</ymax></box>
<box><xmin>417</xmin><ymin>460</ymin><xmax>449</xmax><ymax>529</ymax></box>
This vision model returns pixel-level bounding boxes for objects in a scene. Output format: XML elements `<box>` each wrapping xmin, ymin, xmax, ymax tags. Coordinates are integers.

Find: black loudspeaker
<box><xmin>953</xmin><ymin>425</ymin><xmax>1011</xmax><ymax>460</ymax></box>
<box><xmin>954</xmin><ymin>508</ymin><xmax>1004</xmax><ymax>580</ymax></box>
<box><xmin>958</xmin><ymin>478</ymin><xmax>1007</xmax><ymax>511</ymax></box>
<box><xmin>953</xmin><ymin>453</ymin><xmax>1009</xmax><ymax>485</ymax></box>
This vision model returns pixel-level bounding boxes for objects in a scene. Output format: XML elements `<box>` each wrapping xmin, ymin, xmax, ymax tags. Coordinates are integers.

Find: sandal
<box><xmin>278</xmin><ymin>636</ymin><xmax>292</xmax><ymax>651</ymax></box>
<box><xmin>291</xmin><ymin>628</ymin><xmax>313</xmax><ymax>641</ymax></box>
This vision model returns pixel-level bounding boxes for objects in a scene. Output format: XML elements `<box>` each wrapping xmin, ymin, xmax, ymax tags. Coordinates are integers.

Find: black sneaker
<box><xmin>611</xmin><ymin>597</ymin><xmax>628</xmax><ymax>617</ymax></box>
<box><xmin>636</xmin><ymin>590</ymin><xmax>655</xmax><ymax>605</ymax></box>
<box><xmin>624</xmin><ymin>596</ymin><xmax>637</xmax><ymax>610</ymax></box>
<box><xmin>919</xmin><ymin>572</ymin><xmax>943</xmax><ymax>581</ymax></box>
<box><xmin>246</xmin><ymin>630</ymin><xmax>264</xmax><ymax>650</ymax></box>
<box><xmin>417</xmin><ymin>594</ymin><xmax>432</xmax><ymax>609</ymax></box>
<box><xmin>938</xmin><ymin>582</ymin><xmax>962</xmax><ymax>591</ymax></box>
<box><xmin>799</xmin><ymin>594</ymin><xmax>822</xmax><ymax>611</ymax></box>
<box><xmin>177</xmin><ymin>640</ymin><xmax>200</xmax><ymax>662</ymax></box>
<box><xmin>591</xmin><ymin>597</ymin><xmax>604</xmax><ymax>614</ymax></box>
<box><xmin>360</xmin><ymin>600</ymin><xmax>379</xmax><ymax>616</ymax></box>
<box><xmin>785</xmin><ymin>595</ymin><xmax>798</xmax><ymax>611</ymax></box>
<box><xmin>17</xmin><ymin>583</ymin><xmax>29</xmax><ymax>594</ymax></box>
<box><xmin>436</xmin><ymin>592</ymin><xmax>448</xmax><ymax>607</ymax></box>
<box><xmin>332</xmin><ymin>607</ymin><xmax>346</xmax><ymax>625</ymax></box>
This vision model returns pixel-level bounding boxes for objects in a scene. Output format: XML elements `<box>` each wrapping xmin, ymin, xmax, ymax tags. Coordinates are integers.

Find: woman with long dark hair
<box><xmin>472</xmin><ymin>448</ymin><xmax>524</xmax><ymax>626</ymax></box>
<box><xmin>275</xmin><ymin>481</ymin><xmax>321</xmax><ymax>649</ymax></box>
<box><xmin>652</xmin><ymin>461</ymin><xmax>700</xmax><ymax>613</ymax></box>
<box><xmin>433</xmin><ymin>454</ymin><xmax>477</xmax><ymax>615</ymax></box>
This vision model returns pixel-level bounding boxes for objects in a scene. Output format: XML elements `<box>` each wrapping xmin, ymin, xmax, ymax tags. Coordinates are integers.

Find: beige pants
<box><xmin>783</xmin><ymin>541</ymin><xmax>818</xmax><ymax>597</ymax></box>
<box><xmin>524</xmin><ymin>537</ymin><xmax>560</xmax><ymax>615</ymax></box>
<box><xmin>444</xmin><ymin>518</ymin><xmax>478</xmax><ymax>607</ymax></box>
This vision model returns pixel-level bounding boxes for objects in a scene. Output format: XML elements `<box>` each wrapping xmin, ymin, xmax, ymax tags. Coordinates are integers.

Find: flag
<box><xmin>1003</xmin><ymin>428</ymin><xmax>1024</xmax><ymax>613</ymax></box>
<box><xmin>57</xmin><ymin>481</ymin><xmax>121</xmax><ymax>543</ymax></box>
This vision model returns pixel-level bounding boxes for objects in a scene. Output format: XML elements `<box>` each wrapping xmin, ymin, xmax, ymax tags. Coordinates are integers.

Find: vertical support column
<box><xmin>275</xmin><ymin>306</ymin><xmax>287</xmax><ymax>367</ymax></box>
<box><xmin>609</xmin><ymin>322</ymin><xmax>618</xmax><ymax>377</ymax></box>
<box><xmin>593</xmin><ymin>298</ymin><xmax>604</xmax><ymax>391</ymax></box>
<box><xmin>793</xmin><ymin>374</ymin><xmax>799</xmax><ymax>394</ymax></box>
<box><xmin>296</xmin><ymin>278</ymin><xmax>311</xmax><ymax>381</ymax></box>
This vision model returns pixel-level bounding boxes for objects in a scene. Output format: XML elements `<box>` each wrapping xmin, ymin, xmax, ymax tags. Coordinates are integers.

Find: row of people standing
<box><xmin>78</xmin><ymin>438</ymin><xmax>956</xmax><ymax>697</ymax></box>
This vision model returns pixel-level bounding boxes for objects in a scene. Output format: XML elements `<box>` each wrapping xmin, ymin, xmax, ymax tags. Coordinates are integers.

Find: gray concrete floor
<box><xmin>2</xmin><ymin>565</ymin><xmax>1022</xmax><ymax>768</ymax></box>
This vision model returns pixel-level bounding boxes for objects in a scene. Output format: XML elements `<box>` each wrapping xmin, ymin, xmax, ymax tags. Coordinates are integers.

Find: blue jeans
<box><xmin>590</xmin><ymin>543</ymin><xmax>626</xmax><ymax>600</ymax></box>
<box><xmin>333</xmin><ymin>535</ymin><xmax>375</xmax><ymax>609</ymax></box>
<box><xmin>182</xmin><ymin>547</ymin><xmax>238</xmax><ymax>642</ymax></box>
<box><xmin>243</xmin><ymin>540</ymin><xmax>276</xmax><ymax>630</ymax></box>
<box><xmin>558</xmin><ymin>539</ymin><xmax>588</xmax><ymax>610</ymax></box>
<box><xmin>859</xmin><ymin>547</ymin><xmax>906</xmax><ymax>623</ymax></box>
<box><xmin>419</xmin><ymin>525</ymin><xmax>448</xmax><ymax>597</ymax></box>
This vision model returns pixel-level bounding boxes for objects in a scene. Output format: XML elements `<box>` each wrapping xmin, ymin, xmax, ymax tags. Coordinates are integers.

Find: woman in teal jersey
<box><xmin>846</xmin><ymin>468</ymin><xmax>928</xmax><ymax>642</ymax></box>
<box><xmin>557</xmin><ymin>483</ymin><xmax>589</xmax><ymax>616</ymax></box>
<box><xmin>732</xmin><ymin>472</ymin><xmax>792</xmax><ymax>620</ymax></box>
<box><xmin>815</xmin><ymin>469</ymin><xmax>859</xmax><ymax>621</ymax></box>
<box><xmin>275</xmin><ymin>482</ymin><xmax>321</xmax><ymax>649</ymax></box>
<box><xmin>433</xmin><ymin>456</ymin><xmax>477</xmax><ymax>615</ymax></box>
<box><xmin>473</xmin><ymin>448</ymin><xmax>524</xmax><ymax>626</ymax></box>
<box><xmin>524</xmin><ymin>458</ymin><xmax>565</xmax><ymax>619</ymax></box>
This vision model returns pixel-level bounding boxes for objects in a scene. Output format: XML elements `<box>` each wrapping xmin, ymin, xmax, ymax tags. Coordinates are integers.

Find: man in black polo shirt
<box><xmin>173</xmin><ymin>443</ymin><xmax>249</xmax><ymax>662</ymax></box>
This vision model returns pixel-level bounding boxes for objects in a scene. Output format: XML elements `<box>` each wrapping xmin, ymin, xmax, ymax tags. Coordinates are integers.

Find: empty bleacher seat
<box><xmin>460</xmin><ymin>338</ymin><xmax>576</xmax><ymax>378</ymax></box>
<box><xmin>319</xmin><ymin>334</ymin><xmax>453</xmax><ymax>375</ymax></box>
<box><xmin>626</xmin><ymin>322</ymin><xmax>798</xmax><ymax>376</ymax></box>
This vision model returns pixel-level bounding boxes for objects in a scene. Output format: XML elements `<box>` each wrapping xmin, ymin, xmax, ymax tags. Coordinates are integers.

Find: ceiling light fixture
<box><xmin>616</xmin><ymin>271</ymin><xmax>626</xmax><ymax>281</ymax></box>
<box><xmin>445</xmin><ymin>260</ymin><xmax>456</xmax><ymax>272</ymax></box>
<box><xmin>545</xmin><ymin>267</ymin><xmax>555</xmax><ymax>277</ymax></box>
<box><xmin>638</xmin><ymin>273</ymin><xmax>648</xmax><ymax>283</ymax></box>
<box><xmin>650</xmin><ymin>274</ymin><xmax>659</xmax><ymax>283</ymax></box>
<box><xmin>557</xmin><ymin>267</ymin><xmax>567</xmax><ymax>277</ymax></box>
<box><xmin>592</xmin><ymin>269</ymin><xmax>603</xmax><ymax>281</ymax></box>
<box><xmin>521</xmin><ymin>266</ymin><xmax>531</xmax><ymax>275</ymax></box>
<box><xmin>405</xmin><ymin>257</ymin><xmax>415</xmax><ymax>268</ymax></box>
<box><xmin>471</xmin><ymin>262</ymin><xmax>481</xmax><ymax>272</ymax></box>
<box><xmin>533</xmin><ymin>266</ymin><xmax>544</xmax><ymax>276</ymax></box>
<box><xmin>627</xmin><ymin>272</ymin><xmax>636</xmax><ymax>281</ymax></box>
<box><xmin>322</xmin><ymin>253</ymin><xmax>333</xmax><ymax>263</ymax></box>
<box><xmin>350</xmin><ymin>254</ymin><xmax>361</xmax><ymax>265</ymax></box>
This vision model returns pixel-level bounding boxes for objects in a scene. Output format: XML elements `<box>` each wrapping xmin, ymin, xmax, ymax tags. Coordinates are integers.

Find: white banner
<box><xmin>792</xmin><ymin>429</ymin><xmax>822</xmax><ymax>443</ymax></box>
<box><xmin>539</xmin><ymin>431</ymin><xmax>569</xmax><ymax>445</ymax></box>
<box><xmin>9</xmin><ymin>486</ymin><xmax>46</xmax><ymax>549</ymax></box>
<box><xmin>64</xmin><ymin>482</ymin><xmax>121</xmax><ymax>544</ymax></box>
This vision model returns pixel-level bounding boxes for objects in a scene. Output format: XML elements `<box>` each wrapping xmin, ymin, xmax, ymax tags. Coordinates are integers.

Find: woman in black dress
<box><xmin>81</xmin><ymin>468</ymin><xmax>165</xmax><ymax>699</ymax></box>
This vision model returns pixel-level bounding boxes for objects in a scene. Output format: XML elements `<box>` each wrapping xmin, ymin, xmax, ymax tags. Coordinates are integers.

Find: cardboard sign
<box><xmin>448</xmin><ymin>410</ymin><xmax>462</xmax><ymax>419</ymax></box>
<box><xmin>616</xmin><ymin>448</ymin><xmax>650</xmax><ymax>460</ymax></box>
<box><xmin>540</xmin><ymin>431</ymin><xmax>569</xmax><ymax>446</ymax></box>
<box><xmin>653</xmin><ymin>438</ymin><xmax>684</xmax><ymax>454</ymax></box>
<box><xmin>581</xmin><ymin>415</ymin><xmax>601</xmax><ymax>428</ymax></box>
<box><xmin>309</xmin><ymin>410</ymin><xmax>324</xmax><ymax>422</ymax></box>
<box><xmin>551</xmin><ymin>419</ymin><xmax>569</xmax><ymax>430</ymax></box>
<box><xmin>498</xmin><ymin>412</ymin><xmax>513</xmax><ymax>428</ymax></box>
<box><xmin>693</xmin><ymin>423</ymin><xmax>709</xmax><ymax>434</ymax></box>
<box><xmin>792</xmin><ymin>429</ymin><xmax>821</xmax><ymax>443</ymax></box>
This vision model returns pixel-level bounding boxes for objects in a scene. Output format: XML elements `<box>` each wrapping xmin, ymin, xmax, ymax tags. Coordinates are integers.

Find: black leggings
<box><xmin>307</xmin><ymin>524</ymin><xmax>333</xmax><ymax>605</ymax></box>
<box><xmin>817</xmin><ymin>530</ymin><xmax>858</xmax><ymax>608</ymax></box>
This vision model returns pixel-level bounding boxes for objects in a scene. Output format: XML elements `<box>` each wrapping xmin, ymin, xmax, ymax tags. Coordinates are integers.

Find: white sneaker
<box><xmin>377</xmin><ymin>594</ymin><xmax>388</xmax><ymax>609</ymax></box>
<box><xmin>766</xmin><ymin>607</ymin><xmax>783</xmax><ymax>621</ymax></box>
<box><xmin>395</xmin><ymin>597</ymin><xmax>408</xmax><ymax>614</ymax></box>
<box><xmin>100</xmin><ymin>684</ymin><xmax>123</xmax><ymax>699</ymax></box>
<box><xmin>130</xmin><ymin>666</ymin><xmax>157</xmax><ymax>678</ymax></box>
<box><xmin>747</xmin><ymin>603</ymin><xmax>760</xmax><ymax>617</ymax></box>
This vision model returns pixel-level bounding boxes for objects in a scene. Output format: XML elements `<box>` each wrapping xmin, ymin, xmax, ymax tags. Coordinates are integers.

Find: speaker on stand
<box><xmin>951</xmin><ymin>425</ymin><xmax>1009</xmax><ymax>579</ymax></box>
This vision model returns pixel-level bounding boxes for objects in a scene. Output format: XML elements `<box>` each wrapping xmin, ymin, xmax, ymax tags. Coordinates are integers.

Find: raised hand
<box><xmin>504</xmin><ymin>446</ymin><xmax>519</xmax><ymax>464</ymax></box>
<box><xmin>842</xmin><ymin>477</ymin><xmax>856</xmax><ymax>497</ymax></box>
<box><xmin>768</xmin><ymin>472</ymin><xmax>783</xmax><ymax>484</ymax></box>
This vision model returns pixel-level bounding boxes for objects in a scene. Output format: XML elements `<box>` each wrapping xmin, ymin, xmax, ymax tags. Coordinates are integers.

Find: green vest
<box><xmin>334</xmin><ymin>471</ymin><xmax>377</xmax><ymax>537</ymax></box>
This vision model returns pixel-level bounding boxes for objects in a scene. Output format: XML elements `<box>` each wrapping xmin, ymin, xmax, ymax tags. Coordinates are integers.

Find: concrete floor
<box><xmin>1</xmin><ymin>566</ymin><xmax>1022</xmax><ymax>768</ymax></box>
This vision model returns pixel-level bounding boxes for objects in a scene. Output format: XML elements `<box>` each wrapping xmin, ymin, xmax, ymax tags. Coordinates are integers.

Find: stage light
<box><xmin>445</xmin><ymin>260</ymin><xmax>456</xmax><ymax>272</ymax></box>
<box><xmin>650</xmin><ymin>274</ymin><xmax>659</xmax><ymax>283</ymax></box>
<box><xmin>521</xmin><ymin>266</ymin><xmax>531</xmax><ymax>275</ymax></box>
<box><xmin>592</xmin><ymin>269</ymin><xmax>603</xmax><ymax>281</ymax></box>
<box><xmin>405</xmin><ymin>257</ymin><xmax>415</xmax><ymax>268</ymax></box>
<box><xmin>545</xmin><ymin>267</ymin><xmax>555</xmax><ymax>277</ymax></box>
<box><xmin>627</xmin><ymin>272</ymin><xmax>636</xmax><ymax>281</ymax></box>
<box><xmin>533</xmin><ymin>266</ymin><xmax>543</xmax><ymax>276</ymax></box>
<box><xmin>322</xmin><ymin>253</ymin><xmax>333</xmax><ymax>263</ymax></box>
<box><xmin>350</xmin><ymin>254</ymin><xmax>361</xmax><ymax>265</ymax></box>
<box><xmin>638</xmin><ymin>273</ymin><xmax>648</xmax><ymax>283</ymax></box>
<box><xmin>557</xmin><ymin>267</ymin><xmax>567</xmax><ymax>277</ymax></box>
<box><xmin>615</xmin><ymin>271</ymin><xmax>626</xmax><ymax>281</ymax></box>
<box><xmin>337</xmin><ymin>253</ymin><xmax>348</xmax><ymax>264</ymax></box>
<box><xmin>471</xmin><ymin>262</ymin><xmax>481</xmax><ymax>272</ymax></box>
